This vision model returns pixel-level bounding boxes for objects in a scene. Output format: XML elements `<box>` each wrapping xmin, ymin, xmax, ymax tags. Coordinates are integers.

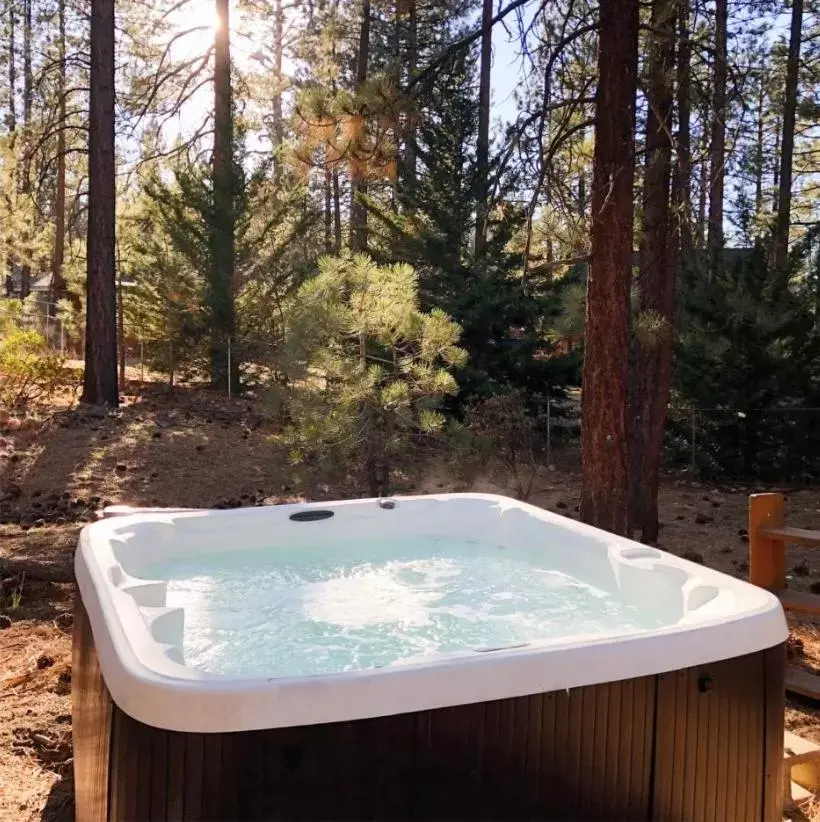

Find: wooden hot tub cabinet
<box><xmin>73</xmin><ymin>597</ymin><xmax>785</xmax><ymax>822</ymax></box>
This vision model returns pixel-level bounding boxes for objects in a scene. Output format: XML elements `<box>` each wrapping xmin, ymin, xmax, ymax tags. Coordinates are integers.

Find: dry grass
<box><xmin>1</xmin><ymin>379</ymin><xmax>819</xmax><ymax>820</ymax></box>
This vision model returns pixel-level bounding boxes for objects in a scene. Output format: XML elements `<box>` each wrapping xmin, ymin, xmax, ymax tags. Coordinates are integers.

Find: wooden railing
<box><xmin>749</xmin><ymin>493</ymin><xmax>820</xmax><ymax>699</ymax></box>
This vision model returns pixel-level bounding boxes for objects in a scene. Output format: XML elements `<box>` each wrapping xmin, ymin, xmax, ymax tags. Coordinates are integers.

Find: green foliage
<box><xmin>368</xmin><ymin>50</ymin><xmax>579</xmax><ymax>404</ymax></box>
<box><xmin>0</xmin><ymin>304</ymin><xmax>80</xmax><ymax>410</ymax></box>
<box><xmin>121</xmin><ymin>141</ymin><xmax>319</xmax><ymax>386</ymax></box>
<box><xmin>673</xmin><ymin>242</ymin><xmax>820</xmax><ymax>480</ymax></box>
<box><xmin>275</xmin><ymin>252</ymin><xmax>466</xmax><ymax>496</ymax></box>
<box><xmin>462</xmin><ymin>392</ymin><xmax>544</xmax><ymax>500</ymax></box>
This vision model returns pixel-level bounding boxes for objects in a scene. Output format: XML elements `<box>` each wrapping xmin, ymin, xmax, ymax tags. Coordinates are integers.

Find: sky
<box><xmin>161</xmin><ymin>0</ymin><xmax>526</xmax><ymax>155</ymax></box>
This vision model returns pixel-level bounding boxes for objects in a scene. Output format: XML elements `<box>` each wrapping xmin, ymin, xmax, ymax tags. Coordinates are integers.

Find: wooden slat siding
<box><xmin>735</xmin><ymin>658</ymin><xmax>754</xmax><ymax>822</ymax></box>
<box><xmin>590</xmin><ymin>683</ymin><xmax>609</xmax><ymax>820</ymax></box>
<box><xmin>713</xmin><ymin>665</ymin><xmax>731</xmax><ymax>822</ymax></box>
<box><xmin>219</xmin><ymin>732</ymin><xmax>240</xmax><ymax>821</ymax></box>
<box><xmin>725</xmin><ymin>664</ymin><xmax>741</xmax><ymax>822</ymax></box>
<box><xmin>602</xmin><ymin>681</ymin><xmax>622</xmax><ymax>819</ymax></box>
<box><xmin>760</xmin><ymin>526</ymin><xmax>820</xmax><ymax>548</ymax></box>
<box><xmin>109</xmin><ymin>705</ymin><xmax>138</xmax><ymax>821</ymax></box>
<box><xmin>567</xmin><ymin>687</ymin><xmax>585</xmax><ymax>814</ymax></box>
<box><xmin>182</xmin><ymin>732</ymin><xmax>204</xmax><ymax>821</ymax></box>
<box><xmin>200</xmin><ymin>732</ymin><xmax>223</xmax><ymax>819</ymax></box>
<box><xmin>474</xmin><ymin>696</ymin><xmax>498</xmax><ymax>818</ymax></box>
<box><xmin>580</xmin><ymin>685</ymin><xmax>600</xmax><ymax>819</ymax></box>
<box><xmin>165</xmin><ymin>730</ymin><xmax>186</xmax><ymax>820</ymax></box>
<box><xmin>72</xmin><ymin>595</ymin><xmax>114</xmax><ymax>822</ymax></box>
<box><xmin>391</xmin><ymin>712</ymin><xmax>419</xmax><ymax>820</ymax></box>
<box><xmin>638</xmin><ymin>676</ymin><xmax>657</xmax><ymax>815</ymax></box>
<box><xmin>107</xmin><ymin>707</ymin><xmax>126</xmax><ymax>822</ymax></box>
<box><xmin>540</xmin><ymin>690</ymin><xmax>557</xmax><ymax>814</ymax></box>
<box><xmin>133</xmin><ymin>710</ymin><xmax>154</xmax><ymax>821</ymax></box>
<box><xmin>696</xmin><ymin>666</ymin><xmax>714</xmax><ymax>822</ymax></box>
<box><xmin>652</xmin><ymin>652</ymin><xmax>769</xmax><ymax>822</ymax></box>
<box><xmin>149</xmin><ymin>725</ymin><xmax>169</xmax><ymax>820</ymax></box>
<box><xmin>409</xmin><ymin>710</ymin><xmax>431</xmax><ymax>820</ymax></box>
<box><xmin>548</xmin><ymin>688</ymin><xmax>568</xmax><ymax>817</ymax></box>
<box><xmin>80</xmin><ymin>642</ymin><xmax>781</xmax><ymax>821</ymax></box>
<box><xmin>524</xmin><ymin>693</ymin><xmax>543</xmax><ymax>813</ymax></box>
<box><xmin>763</xmin><ymin>645</ymin><xmax>786</xmax><ymax>822</ymax></box>
<box><xmin>750</xmin><ymin>653</ymin><xmax>766</xmax><ymax>822</ymax></box>
<box><xmin>618</xmin><ymin>677</ymin><xmax>638</xmax><ymax>818</ymax></box>
<box><xmin>237</xmin><ymin>731</ymin><xmax>266</xmax><ymax>821</ymax></box>
<box><xmin>512</xmin><ymin>694</ymin><xmax>530</xmax><ymax>811</ymax></box>
<box><xmin>651</xmin><ymin>672</ymin><xmax>675</xmax><ymax>821</ymax></box>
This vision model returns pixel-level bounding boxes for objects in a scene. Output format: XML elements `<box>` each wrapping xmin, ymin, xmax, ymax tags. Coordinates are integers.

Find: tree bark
<box><xmin>51</xmin><ymin>0</ymin><xmax>68</xmax><ymax>302</ymax></box>
<box><xmin>82</xmin><ymin>0</ymin><xmax>118</xmax><ymax>407</ymax></box>
<box><xmin>707</xmin><ymin>0</ymin><xmax>727</xmax><ymax>253</ymax></box>
<box><xmin>272</xmin><ymin>0</ymin><xmax>284</xmax><ymax>183</ymax></box>
<box><xmin>579</xmin><ymin>0</ymin><xmax>639</xmax><ymax>535</ymax></box>
<box><xmin>7</xmin><ymin>0</ymin><xmax>16</xmax><ymax>133</ymax></box>
<box><xmin>324</xmin><ymin>164</ymin><xmax>333</xmax><ymax>252</ymax></box>
<box><xmin>754</xmin><ymin>71</ymin><xmax>765</xmax><ymax>224</ymax></box>
<box><xmin>349</xmin><ymin>0</ymin><xmax>371</xmax><ymax>252</ymax></box>
<box><xmin>629</xmin><ymin>0</ymin><xmax>676</xmax><ymax>543</ymax></box>
<box><xmin>696</xmin><ymin>132</ymin><xmax>707</xmax><ymax>247</ymax></box>
<box><xmin>210</xmin><ymin>0</ymin><xmax>238</xmax><ymax>391</ymax></box>
<box><xmin>19</xmin><ymin>0</ymin><xmax>32</xmax><ymax>300</ymax></box>
<box><xmin>772</xmin><ymin>0</ymin><xmax>803</xmax><ymax>269</ymax></box>
<box><xmin>772</xmin><ymin>112</ymin><xmax>781</xmax><ymax>212</ymax></box>
<box><xmin>332</xmin><ymin>170</ymin><xmax>342</xmax><ymax>251</ymax></box>
<box><xmin>474</xmin><ymin>0</ymin><xmax>492</xmax><ymax>255</ymax></box>
<box><xmin>672</xmin><ymin>0</ymin><xmax>691</xmax><ymax>255</ymax></box>
<box><xmin>402</xmin><ymin>0</ymin><xmax>418</xmax><ymax>197</ymax></box>
<box><xmin>6</xmin><ymin>0</ymin><xmax>16</xmax><ymax>293</ymax></box>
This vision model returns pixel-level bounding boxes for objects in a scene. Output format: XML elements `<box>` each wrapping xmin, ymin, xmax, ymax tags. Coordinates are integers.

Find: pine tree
<box><xmin>579</xmin><ymin>0</ymin><xmax>639</xmax><ymax>535</ymax></box>
<box><xmin>82</xmin><ymin>0</ymin><xmax>118</xmax><ymax>406</ymax></box>
<box><xmin>279</xmin><ymin>252</ymin><xmax>466</xmax><ymax>496</ymax></box>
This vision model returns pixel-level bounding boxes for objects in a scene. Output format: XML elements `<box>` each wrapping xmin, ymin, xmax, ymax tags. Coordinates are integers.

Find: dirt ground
<box><xmin>1</xmin><ymin>379</ymin><xmax>819</xmax><ymax>821</ymax></box>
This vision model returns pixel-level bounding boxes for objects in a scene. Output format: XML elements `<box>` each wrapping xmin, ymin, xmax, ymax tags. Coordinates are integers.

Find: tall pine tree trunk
<box><xmin>349</xmin><ymin>0</ymin><xmax>370</xmax><ymax>252</ymax></box>
<box><xmin>474</xmin><ymin>0</ymin><xmax>492</xmax><ymax>255</ymax></box>
<box><xmin>7</xmin><ymin>0</ymin><xmax>15</xmax><ymax>133</ymax></box>
<box><xmin>402</xmin><ymin>0</ymin><xmax>418</xmax><ymax>198</ymax></box>
<box><xmin>579</xmin><ymin>0</ymin><xmax>639</xmax><ymax>535</ymax></box>
<box><xmin>324</xmin><ymin>165</ymin><xmax>333</xmax><ymax>251</ymax></box>
<box><xmin>696</xmin><ymin>124</ymin><xmax>708</xmax><ymax>247</ymax></box>
<box><xmin>772</xmin><ymin>112</ymin><xmax>781</xmax><ymax>212</ymax></box>
<box><xmin>707</xmin><ymin>0</ymin><xmax>727</xmax><ymax>253</ymax></box>
<box><xmin>211</xmin><ymin>0</ymin><xmax>238</xmax><ymax>391</ymax></box>
<box><xmin>333</xmin><ymin>170</ymin><xmax>342</xmax><ymax>251</ymax></box>
<box><xmin>51</xmin><ymin>0</ymin><xmax>68</xmax><ymax>302</ymax></box>
<box><xmin>629</xmin><ymin>0</ymin><xmax>676</xmax><ymax>543</ymax></box>
<box><xmin>272</xmin><ymin>0</ymin><xmax>284</xmax><ymax>183</ymax></box>
<box><xmin>673</xmin><ymin>0</ymin><xmax>691</xmax><ymax>255</ymax></box>
<box><xmin>754</xmin><ymin>72</ymin><xmax>765</xmax><ymax>224</ymax></box>
<box><xmin>82</xmin><ymin>0</ymin><xmax>118</xmax><ymax>407</ymax></box>
<box><xmin>773</xmin><ymin>0</ymin><xmax>803</xmax><ymax>269</ymax></box>
<box><xmin>20</xmin><ymin>0</ymin><xmax>32</xmax><ymax>300</ymax></box>
<box><xmin>6</xmin><ymin>0</ymin><xmax>16</xmax><ymax>296</ymax></box>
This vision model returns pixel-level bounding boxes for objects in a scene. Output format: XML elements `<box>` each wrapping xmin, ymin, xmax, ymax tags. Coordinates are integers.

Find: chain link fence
<box><xmin>17</xmin><ymin>304</ymin><xmax>818</xmax><ymax>486</ymax></box>
<box><xmin>665</xmin><ymin>406</ymin><xmax>820</xmax><ymax>484</ymax></box>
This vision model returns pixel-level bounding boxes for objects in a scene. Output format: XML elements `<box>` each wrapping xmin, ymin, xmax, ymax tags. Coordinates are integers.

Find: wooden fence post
<box><xmin>749</xmin><ymin>492</ymin><xmax>786</xmax><ymax>591</ymax></box>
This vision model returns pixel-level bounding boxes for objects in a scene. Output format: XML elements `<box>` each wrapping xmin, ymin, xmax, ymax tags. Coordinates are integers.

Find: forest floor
<box><xmin>1</xmin><ymin>376</ymin><xmax>820</xmax><ymax>821</ymax></box>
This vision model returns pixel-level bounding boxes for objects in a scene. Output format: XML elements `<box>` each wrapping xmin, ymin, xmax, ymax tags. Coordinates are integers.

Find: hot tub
<box><xmin>73</xmin><ymin>493</ymin><xmax>787</xmax><ymax>821</ymax></box>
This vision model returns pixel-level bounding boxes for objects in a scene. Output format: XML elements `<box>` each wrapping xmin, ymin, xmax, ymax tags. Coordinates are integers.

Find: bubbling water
<box><xmin>138</xmin><ymin>536</ymin><xmax>661</xmax><ymax>678</ymax></box>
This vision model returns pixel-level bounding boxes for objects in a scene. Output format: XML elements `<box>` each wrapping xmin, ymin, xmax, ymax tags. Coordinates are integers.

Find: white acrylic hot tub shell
<box><xmin>75</xmin><ymin>493</ymin><xmax>787</xmax><ymax>733</ymax></box>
